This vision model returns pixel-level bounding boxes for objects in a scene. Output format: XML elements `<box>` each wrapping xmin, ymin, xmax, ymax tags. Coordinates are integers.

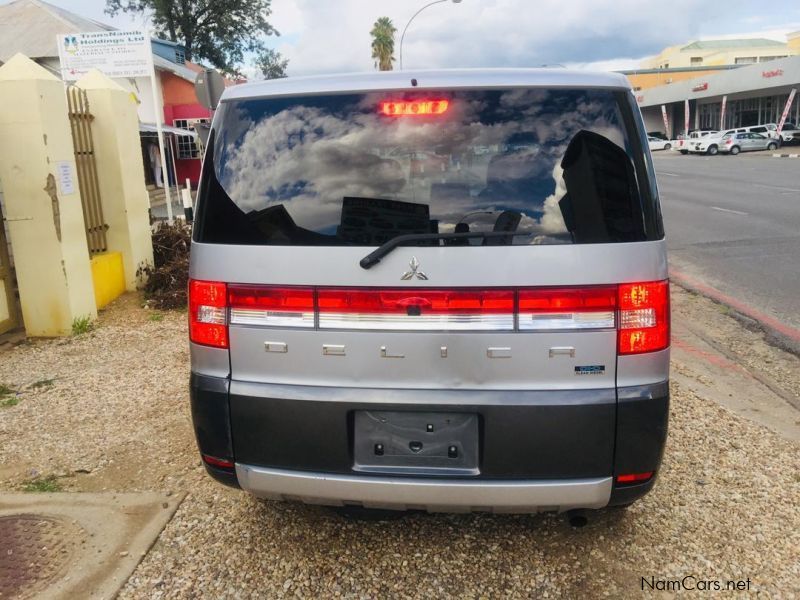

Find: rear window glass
<box><xmin>195</xmin><ymin>88</ymin><xmax>659</xmax><ymax>246</ymax></box>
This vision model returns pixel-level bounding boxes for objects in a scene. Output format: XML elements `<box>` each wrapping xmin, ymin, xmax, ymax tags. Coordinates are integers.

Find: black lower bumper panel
<box><xmin>190</xmin><ymin>374</ymin><xmax>669</xmax><ymax>505</ymax></box>
<box><xmin>190</xmin><ymin>372</ymin><xmax>239</xmax><ymax>488</ymax></box>
<box><xmin>228</xmin><ymin>382</ymin><xmax>618</xmax><ymax>479</ymax></box>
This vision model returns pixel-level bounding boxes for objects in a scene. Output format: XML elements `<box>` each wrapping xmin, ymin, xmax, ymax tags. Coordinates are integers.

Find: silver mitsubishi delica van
<box><xmin>188</xmin><ymin>69</ymin><xmax>670</xmax><ymax>513</ymax></box>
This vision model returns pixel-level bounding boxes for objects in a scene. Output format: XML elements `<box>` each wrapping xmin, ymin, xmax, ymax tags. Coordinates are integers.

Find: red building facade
<box><xmin>160</xmin><ymin>63</ymin><xmax>211</xmax><ymax>187</ymax></box>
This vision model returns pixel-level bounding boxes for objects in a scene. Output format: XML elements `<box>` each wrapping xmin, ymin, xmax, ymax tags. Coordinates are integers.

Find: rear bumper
<box><xmin>190</xmin><ymin>374</ymin><xmax>669</xmax><ymax>510</ymax></box>
<box><xmin>236</xmin><ymin>465</ymin><xmax>612</xmax><ymax>512</ymax></box>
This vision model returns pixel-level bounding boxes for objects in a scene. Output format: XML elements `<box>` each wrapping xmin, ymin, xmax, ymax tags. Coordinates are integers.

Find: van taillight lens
<box><xmin>317</xmin><ymin>288</ymin><xmax>514</xmax><ymax>330</ymax></box>
<box><xmin>616</xmin><ymin>471</ymin><xmax>654</xmax><ymax>485</ymax></box>
<box><xmin>228</xmin><ymin>285</ymin><xmax>315</xmax><ymax>328</ymax></box>
<box><xmin>617</xmin><ymin>281</ymin><xmax>670</xmax><ymax>355</ymax></box>
<box><xmin>518</xmin><ymin>286</ymin><xmax>617</xmax><ymax>330</ymax></box>
<box><xmin>189</xmin><ymin>279</ymin><xmax>228</xmax><ymax>348</ymax></box>
<box><xmin>317</xmin><ymin>289</ymin><xmax>513</xmax><ymax>313</ymax></box>
<box><xmin>192</xmin><ymin>281</ymin><xmax>670</xmax><ymax>354</ymax></box>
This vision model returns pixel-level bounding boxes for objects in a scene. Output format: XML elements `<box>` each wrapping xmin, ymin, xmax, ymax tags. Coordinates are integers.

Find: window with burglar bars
<box><xmin>174</xmin><ymin>118</ymin><xmax>209</xmax><ymax>159</ymax></box>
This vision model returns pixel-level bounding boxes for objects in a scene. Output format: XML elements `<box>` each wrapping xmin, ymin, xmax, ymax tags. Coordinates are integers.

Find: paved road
<box><xmin>653</xmin><ymin>152</ymin><xmax>800</xmax><ymax>330</ymax></box>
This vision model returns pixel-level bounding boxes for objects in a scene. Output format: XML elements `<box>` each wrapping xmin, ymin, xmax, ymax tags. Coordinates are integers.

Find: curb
<box><xmin>669</xmin><ymin>268</ymin><xmax>800</xmax><ymax>354</ymax></box>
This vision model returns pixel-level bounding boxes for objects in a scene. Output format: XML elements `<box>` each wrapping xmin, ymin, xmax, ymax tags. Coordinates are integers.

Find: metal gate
<box><xmin>0</xmin><ymin>198</ymin><xmax>18</xmax><ymax>335</ymax></box>
<box><xmin>66</xmin><ymin>86</ymin><xmax>108</xmax><ymax>254</ymax></box>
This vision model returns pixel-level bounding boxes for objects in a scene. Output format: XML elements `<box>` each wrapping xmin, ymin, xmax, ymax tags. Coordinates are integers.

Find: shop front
<box><xmin>637</xmin><ymin>56</ymin><xmax>800</xmax><ymax>138</ymax></box>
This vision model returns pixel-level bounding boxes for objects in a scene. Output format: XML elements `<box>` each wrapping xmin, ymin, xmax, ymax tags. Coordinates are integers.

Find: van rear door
<box><xmin>192</xmin><ymin>87</ymin><xmax>665</xmax><ymax>393</ymax></box>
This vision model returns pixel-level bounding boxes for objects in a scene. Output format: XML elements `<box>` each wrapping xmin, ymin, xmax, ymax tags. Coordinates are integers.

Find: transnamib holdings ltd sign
<box><xmin>57</xmin><ymin>30</ymin><xmax>151</xmax><ymax>81</ymax></box>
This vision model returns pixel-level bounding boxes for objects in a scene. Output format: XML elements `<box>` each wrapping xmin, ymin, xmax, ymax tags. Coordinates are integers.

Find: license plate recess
<box><xmin>353</xmin><ymin>411</ymin><xmax>479</xmax><ymax>476</ymax></box>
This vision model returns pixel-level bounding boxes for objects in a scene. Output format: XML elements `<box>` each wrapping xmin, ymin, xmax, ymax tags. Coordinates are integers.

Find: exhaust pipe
<box><xmin>566</xmin><ymin>509</ymin><xmax>588</xmax><ymax>528</ymax></box>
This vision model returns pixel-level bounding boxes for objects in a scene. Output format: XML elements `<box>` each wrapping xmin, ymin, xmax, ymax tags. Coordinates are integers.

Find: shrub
<box><xmin>138</xmin><ymin>222</ymin><xmax>191</xmax><ymax>310</ymax></box>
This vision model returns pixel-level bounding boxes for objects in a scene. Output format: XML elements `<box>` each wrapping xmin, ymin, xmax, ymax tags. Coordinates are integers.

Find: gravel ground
<box><xmin>1</xmin><ymin>292</ymin><xmax>798</xmax><ymax>597</ymax></box>
<box><xmin>0</xmin><ymin>294</ymin><xmax>196</xmax><ymax>492</ymax></box>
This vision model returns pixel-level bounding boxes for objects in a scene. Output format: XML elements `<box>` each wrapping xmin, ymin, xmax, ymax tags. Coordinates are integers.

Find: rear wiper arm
<box><xmin>359</xmin><ymin>231</ymin><xmax>529</xmax><ymax>270</ymax></box>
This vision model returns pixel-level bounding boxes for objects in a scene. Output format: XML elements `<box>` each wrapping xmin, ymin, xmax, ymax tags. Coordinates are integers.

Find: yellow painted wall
<box><xmin>626</xmin><ymin>68</ymin><xmax>730</xmax><ymax>91</ymax></box>
<box><xmin>642</xmin><ymin>41</ymin><xmax>795</xmax><ymax>70</ymax></box>
<box><xmin>788</xmin><ymin>32</ymin><xmax>800</xmax><ymax>54</ymax></box>
<box><xmin>91</xmin><ymin>252</ymin><xmax>126</xmax><ymax>309</ymax></box>
<box><xmin>0</xmin><ymin>54</ymin><xmax>97</xmax><ymax>336</ymax></box>
<box><xmin>77</xmin><ymin>71</ymin><xmax>154</xmax><ymax>291</ymax></box>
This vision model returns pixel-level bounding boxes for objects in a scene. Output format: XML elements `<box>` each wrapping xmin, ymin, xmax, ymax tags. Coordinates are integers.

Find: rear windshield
<box><xmin>194</xmin><ymin>88</ymin><xmax>661</xmax><ymax>246</ymax></box>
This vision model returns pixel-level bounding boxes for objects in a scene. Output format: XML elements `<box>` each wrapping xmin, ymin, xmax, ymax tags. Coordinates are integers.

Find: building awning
<box><xmin>635</xmin><ymin>55</ymin><xmax>800</xmax><ymax>108</ymax></box>
<box><xmin>139</xmin><ymin>122</ymin><xmax>197</xmax><ymax>137</ymax></box>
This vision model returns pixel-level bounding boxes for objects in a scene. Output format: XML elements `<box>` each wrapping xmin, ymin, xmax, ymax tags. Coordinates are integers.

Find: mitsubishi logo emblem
<box><xmin>401</xmin><ymin>256</ymin><xmax>428</xmax><ymax>280</ymax></box>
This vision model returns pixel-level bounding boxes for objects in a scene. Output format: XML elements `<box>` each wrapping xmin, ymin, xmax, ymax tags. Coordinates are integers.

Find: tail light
<box><xmin>518</xmin><ymin>286</ymin><xmax>616</xmax><ymax>331</ymax></box>
<box><xmin>189</xmin><ymin>280</ymin><xmax>669</xmax><ymax>356</ymax></box>
<box><xmin>616</xmin><ymin>471</ymin><xmax>654</xmax><ymax>485</ymax></box>
<box><xmin>618</xmin><ymin>281</ymin><xmax>670</xmax><ymax>355</ymax></box>
<box><xmin>229</xmin><ymin>285</ymin><xmax>314</xmax><ymax>328</ymax></box>
<box><xmin>317</xmin><ymin>288</ymin><xmax>514</xmax><ymax>330</ymax></box>
<box><xmin>202</xmin><ymin>454</ymin><xmax>235</xmax><ymax>469</ymax></box>
<box><xmin>189</xmin><ymin>279</ymin><xmax>228</xmax><ymax>348</ymax></box>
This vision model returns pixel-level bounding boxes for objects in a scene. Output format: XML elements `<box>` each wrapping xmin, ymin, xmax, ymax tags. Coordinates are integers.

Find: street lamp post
<box><xmin>399</xmin><ymin>0</ymin><xmax>462</xmax><ymax>70</ymax></box>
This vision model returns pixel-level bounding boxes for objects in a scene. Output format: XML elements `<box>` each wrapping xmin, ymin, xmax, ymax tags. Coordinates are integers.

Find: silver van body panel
<box><xmin>191</xmin><ymin>241</ymin><xmax>668</xmax><ymax>390</ymax></box>
<box><xmin>228</xmin><ymin>329</ymin><xmax>616</xmax><ymax>390</ymax></box>
<box><xmin>235</xmin><ymin>464</ymin><xmax>613</xmax><ymax>512</ymax></box>
<box><xmin>617</xmin><ymin>348</ymin><xmax>671</xmax><ymax>388</ymax></box>
<box><xmin>228</xmin><ymin>380</ymin><xmax>617</xmax><ymax>406</ymax></box>
<box><xmin>221</xmin><ymin>68</ymin><xmax>632</xmax><ymax>103</ymax></box>
<box><xmin>190</xmin><ymin>342</ymin><xmax>230</xmax><ymax>379</ymax></box>
<box><xmin>189</xmin><ymin>240</ymin><xmax>667</xmax><ymax>287</ymax></box>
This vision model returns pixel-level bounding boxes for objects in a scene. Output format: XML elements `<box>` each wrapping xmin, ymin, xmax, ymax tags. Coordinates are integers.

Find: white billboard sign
<box><xmin>57</xmin><ymin>30</ymin><xmax>151</xmax><ymax>81</ymax></box>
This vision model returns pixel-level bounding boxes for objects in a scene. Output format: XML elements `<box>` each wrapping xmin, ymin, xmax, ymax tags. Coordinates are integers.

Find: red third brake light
<box><xmin>379</xmin><ymin>99</ymin><xmax>450</xmax><ymax>116</ymax></box>
<box><xmin>618</xmin><ymin>280</ymin><xmax>670</xmax><ymax>355</ymax></box>
<box><xmin>189</xmin><ymin>279</ymin><xmax>228</xmax><ymax>348</ymax></box>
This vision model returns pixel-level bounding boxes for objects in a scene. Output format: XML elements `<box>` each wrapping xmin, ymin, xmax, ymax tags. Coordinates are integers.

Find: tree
<box><xmin>106</xmin><ymin>0</ymin><xmax>278</xmax><ymax>75</ymax></box>
<box><xmin>255</xmin><ymin>48</ymin><xmax>289</xmax><ymax>79</ymax></box>
<box><xmin>370</xmin><ymin>17</ymin><xmax>396</xmax><ymax>71</ymax></box>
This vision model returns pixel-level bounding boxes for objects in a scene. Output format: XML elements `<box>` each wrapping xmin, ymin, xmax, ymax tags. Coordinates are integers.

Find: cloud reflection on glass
<box><xmin>209</xmin><ymin>88</ymin><xmax>637</xmax><ymax>246</ymax></box>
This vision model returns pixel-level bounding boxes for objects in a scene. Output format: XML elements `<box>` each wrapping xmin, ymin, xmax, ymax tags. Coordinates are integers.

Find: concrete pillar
<box><xmin>0</xmin><ymin>54</ymin><xmax>97</xmax><ymax>336</ymax></box>
<box><xmin>76</xmin><ymin>69</ymin><xmax>154</xmax><ymax>290</ymax></box>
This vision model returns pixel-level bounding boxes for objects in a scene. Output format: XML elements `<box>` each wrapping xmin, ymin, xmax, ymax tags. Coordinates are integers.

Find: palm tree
<box><xmin>370</xmin><ymin>17</ymin><xmax>396</xmax><ymax>71</ymax></box>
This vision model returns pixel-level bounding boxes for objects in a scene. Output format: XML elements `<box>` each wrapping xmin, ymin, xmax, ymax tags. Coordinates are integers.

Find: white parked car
<box><xmin>648</xmin><ymin>136</ymin><xmax>672</xmax><ymax>151</ymax></box>
<box><xmin>777</xmin><ymin>122</ymin><xmax>800</xmax><ymax>144</ymax></box>
<box><xmin>747</xmin><ymin>123</ymin><xmax>780</xmax><ymax>141</ymax></box>
<box><xmin>689</xmin><ymin>128</ymin><xmax>745</xmax><ymax>155</ymax></box>
<box><xmin>676</xmin><ymin>130</ymin><xmax>717</xmax><ymax>154</ymax></box>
